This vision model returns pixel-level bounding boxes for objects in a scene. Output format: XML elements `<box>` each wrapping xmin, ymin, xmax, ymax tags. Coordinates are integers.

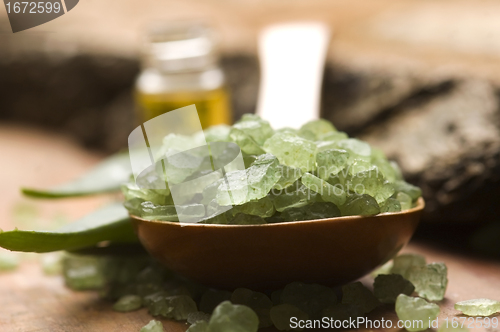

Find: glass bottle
<box><xmin>135</xmin><ymin>22</ymin><xmax>232</xmax><ymax>128</ymax></box>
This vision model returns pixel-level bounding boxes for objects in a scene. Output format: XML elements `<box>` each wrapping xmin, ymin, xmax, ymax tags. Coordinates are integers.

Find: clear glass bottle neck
<box><xmin>137</xmin><ymin>67</ymin><xmax>225</xmax><ymax>94</ymax></box>
<box><xmin>142</xmin><ymin>22</ymin><xmax>218</xmax><ymax>74</ymax></box>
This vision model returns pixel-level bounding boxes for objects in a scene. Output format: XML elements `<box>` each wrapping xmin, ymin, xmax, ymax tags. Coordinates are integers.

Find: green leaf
<box><xmin>0</xmin><ymin>203</ymin><xmax>137</xmax><ymax>253</ymax></box>
<box><xmin>22</xmin><ymin>152</ymin><xmax>132</xmax><ymax>198</ymax></box>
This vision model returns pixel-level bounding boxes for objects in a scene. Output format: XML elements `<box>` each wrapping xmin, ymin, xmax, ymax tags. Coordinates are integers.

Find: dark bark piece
<box><xmin>359</xmin><ymin>80</ymin><xmax>500</xmax><ymax>223</ymax></box>
<box><xmin>321</xmin><ymin>63</ymin><xmax>433</xmax><ymax>134</ymax></box>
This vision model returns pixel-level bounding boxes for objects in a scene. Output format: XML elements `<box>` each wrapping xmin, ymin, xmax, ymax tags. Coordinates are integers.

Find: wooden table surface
<box><xmin>1</xmin><ymin>126</ymin><xmax>499</xmax><ymax>332</ymax></box>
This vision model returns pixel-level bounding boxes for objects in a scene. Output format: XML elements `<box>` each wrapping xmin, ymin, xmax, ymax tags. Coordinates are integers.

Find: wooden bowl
<box><xmin>131</xmin><ymin>197</ymin><xmax>424</xmax><ymax>290</ymax></box>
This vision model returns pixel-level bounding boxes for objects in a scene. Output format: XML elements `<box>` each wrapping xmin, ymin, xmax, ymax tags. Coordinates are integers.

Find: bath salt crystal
<box><xmin>395</xmin><ymin>294</ymin><xmax>439</xmax><ymax>332</ymax></box>
<box><xmin>454</xmin><ymin>298</ymin><xmax>500</xmax><ymax>316</ymax></box>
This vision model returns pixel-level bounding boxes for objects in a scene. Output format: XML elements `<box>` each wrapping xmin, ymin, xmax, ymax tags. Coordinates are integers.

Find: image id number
<box><xmin>5</xmin><ymin>2</ymin><xmax>62</xmax><ymax>14</ymax></box>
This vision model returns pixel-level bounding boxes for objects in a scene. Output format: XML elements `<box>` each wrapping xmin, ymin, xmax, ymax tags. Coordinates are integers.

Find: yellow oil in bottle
<box><xmin>136</xmin><ymin>87</ymin><xmax>231</xmax><ymax>128</ymax></box>
<box><xmin>136</xmin><ymin>22</ymin><xmax>232</xmax><ymax>128</ymax></box>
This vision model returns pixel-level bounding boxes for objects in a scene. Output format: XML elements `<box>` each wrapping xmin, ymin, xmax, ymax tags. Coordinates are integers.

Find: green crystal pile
<box><xmin>270</xmin><ymin>304</ymin><xmax>309</xmax><ymax>331</ymax></box>
<box><xmin>61</xmin><ymin>252</ymin><xmax>452</xmax><ymax>332</ymax></box>
<box><xmin>390</xmin><ymin>253</ymin><xmax>426</xmax><ymax>279</ymax></box>
<box><xmin>231</xmin><ymin>288</ymin><xmax>273</xmax><ymax>327</ymax></box>
<box><xmin>205</xmin><ymin>301</ymin><xmax>259</xmax><ymax>332</ymax></box>
<box><xmin>341</xmin><ymin>282</ymin><xmax>380</xmax><ymax>314</ymax></box>
<box><xmin>454</xmin><ymin>298</ymin><xmax>500</xmax><ymax>316</ymax></box>
<box><xmin>122</xmin><ymin>115</ymin><xmax>422</xmax><ymax>224</ymax></box>
<box><xmin>140</xmin><ymin>320</ymin><xmax>163</xmax><ymax>332</ymax></box>
<box><xmin>0</xmin><ymin>251</ymin><xmax>20</xmax><ymax>271</ymax></box>
<box><xmin>113</xmin><ymin>294</ymin><xmax>142</xmax><ymax>312</ymax></box>
<box><xmin>278</xmin><ymin>282</ymin><xmax>338</xmax><ymax>318</ymax></box>
<box><xmin>383</xmin><ymin>254</ymin><xmax>448</xmax><ymax>302</ymax></box>
<box><xmin>437</xmin><ymin>324</ymin><xmax>470</xmax><ymax>332</ymax></box>
<box><xmin>395</xmin><ymin>294</ymin><xmax>440</xmax><ymax>332</ymax></box>
<box><xmin>373</xmin><ymin>274</ymin><xmax>415</xmax><ymax>304</ymax></box>
<box><xmin>63</xmin><ymin>254</ymin><xmax>108</xmax><ymax>290</ymax></box>
<box><xmin>406</xmin><ymin>262</ymin><xmax>448</xmax><ymax>301</ymax></box>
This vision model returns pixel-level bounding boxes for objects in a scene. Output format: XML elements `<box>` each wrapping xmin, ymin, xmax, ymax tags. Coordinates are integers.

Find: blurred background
<box><xmin>1</xmin><ymin>0</ymin><xmax>500</xmax><ymax>256</ymax></box>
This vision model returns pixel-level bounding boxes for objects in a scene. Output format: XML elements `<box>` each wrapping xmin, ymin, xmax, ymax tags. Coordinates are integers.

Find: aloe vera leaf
<box><xmin>21</xmin><ymin>152</ymin><xmax>132</xmax><ymax>198</ymax></box>
<box><xmin>0</xmin><ymin>203</ymin><xmax>137</xmax><ymax>253</ymax></box>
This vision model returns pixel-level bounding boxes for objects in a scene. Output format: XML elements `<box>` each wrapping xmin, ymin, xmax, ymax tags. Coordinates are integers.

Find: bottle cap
<box><xmin>143</xmin><ymin>21</ymin><xmax>217</xmax><ymax>73</ymax></box>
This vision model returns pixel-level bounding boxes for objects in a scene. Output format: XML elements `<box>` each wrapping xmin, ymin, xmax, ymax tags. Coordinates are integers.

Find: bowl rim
<box><xmin>130</xmin><ymin>197</ymin><xmax>425</xmax><ymax>228</ymax></box>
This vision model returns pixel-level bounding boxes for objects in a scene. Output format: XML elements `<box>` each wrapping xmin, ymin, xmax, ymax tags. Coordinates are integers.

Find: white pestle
<box><xmin>256</xmin><ymin>22</ymin><xmax>331</xmax><ymax>129</ymax></box>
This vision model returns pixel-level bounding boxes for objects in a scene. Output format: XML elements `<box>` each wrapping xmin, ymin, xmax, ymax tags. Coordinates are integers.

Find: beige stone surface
<box><xmin>0</xmin><ymin>125</ymin><xmax>112</xmax><ymax>231</ymax></box>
